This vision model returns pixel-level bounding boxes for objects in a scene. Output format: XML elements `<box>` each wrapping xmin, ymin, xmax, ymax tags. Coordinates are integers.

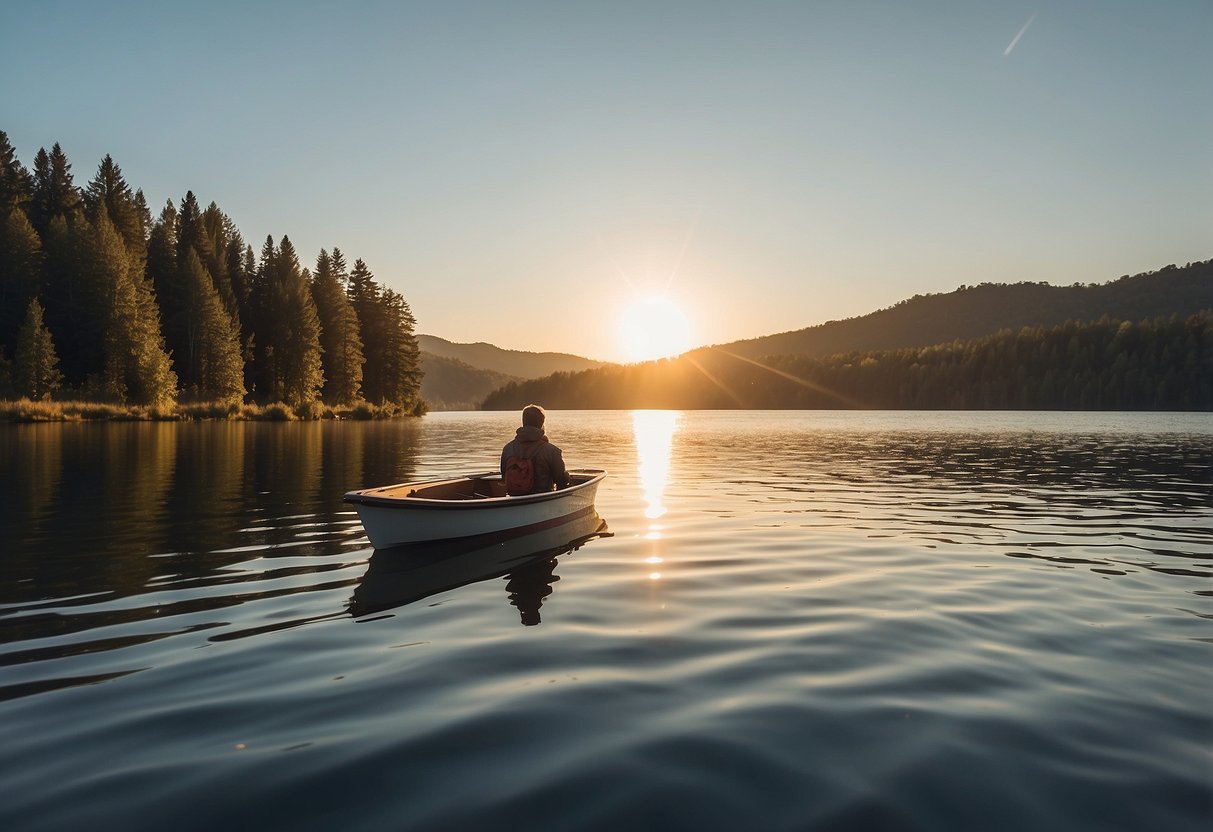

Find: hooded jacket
<box><xmin>500</xmin><ymin>425</ymin><xmax>570</xmax><ymax>493</ymax></box>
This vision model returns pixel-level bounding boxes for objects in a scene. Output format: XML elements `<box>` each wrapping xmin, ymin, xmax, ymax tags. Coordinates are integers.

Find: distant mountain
<box><xmin>417</xmin><ymin>335</ymin><xmax>606</xmax><ymax>378</ymax></box>
<box><xmin>712</xmin><ymin>260</ymin><xmax>1212</xmax><ymax>361</ymax></box>
<box><xmin>420</xmin><ymin>353</ymin><xmax>520</xmax><ymax>412</ymax></box>
<box><xmin>418</xmin><ymin>335</ymin><xmax>607</xmax><ymax>411</ymax></box>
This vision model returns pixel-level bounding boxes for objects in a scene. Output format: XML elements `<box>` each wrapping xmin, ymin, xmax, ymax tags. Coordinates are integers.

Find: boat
<box><xmin>343</xmin><ymin>468</ymin><xmax>607</xmax><ymax>548</ymax></box>
<box><xmin>349</xmin><ymin>509</ymin><xmax>610</xmax><ymax>618</ymax></box>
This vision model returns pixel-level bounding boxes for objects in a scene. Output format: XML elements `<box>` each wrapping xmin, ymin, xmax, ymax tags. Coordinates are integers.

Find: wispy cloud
<box><xmin>1004</xmin><ymin>12</ymin><xmax>1038</xmax><ymax>56</ymax></box>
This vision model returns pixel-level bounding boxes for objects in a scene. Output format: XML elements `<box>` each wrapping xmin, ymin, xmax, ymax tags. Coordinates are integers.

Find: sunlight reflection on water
<box><xmin>633</xmin><ymin>410</ymin><xmax>680</xmax><ymax>588</ymax></box>
<box><xmin>633</xmin><ymin>409</ymin><xmax>679</xmax><ymax>520</ymax></box>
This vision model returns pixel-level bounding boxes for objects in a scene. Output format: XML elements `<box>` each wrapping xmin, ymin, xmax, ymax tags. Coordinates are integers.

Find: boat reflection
<box><xmin>349</xmin><ymin>509</ymin><xmax>610</xmax><ymax>624</ymax></box>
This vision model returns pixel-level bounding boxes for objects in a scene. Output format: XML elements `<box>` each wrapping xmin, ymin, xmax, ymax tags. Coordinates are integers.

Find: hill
<box><xmin>713</xmin><ymin>260</ymin><xmax>1213</xmax><ymax>361</ymax></box>
<box><xmin>417</xmin><ymin>335</ymin><xmax>606</xmax><ymax>378</ymax></box>
<box><xmin>418</xmin><ymin>335</ymin><xmax>607</xmax><ymax>411</ymax></box>
<box><xmin>420</xmin><ymin>353</ymin><xmax>520</xmax><ymax>412</ymax></box>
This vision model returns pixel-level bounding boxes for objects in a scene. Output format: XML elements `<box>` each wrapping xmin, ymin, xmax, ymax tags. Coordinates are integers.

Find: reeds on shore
<box><xmin>0</xmin><ymin>398</ymin><xmax>416</xmax><ymax>423</ymax></box>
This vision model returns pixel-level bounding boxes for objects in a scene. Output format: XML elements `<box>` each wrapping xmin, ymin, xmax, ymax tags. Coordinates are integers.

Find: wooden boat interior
<box><xmin>374</xmin><ymin>476</ymin><xmax>507</xmax><ymax>501</ymax></box>
<box><xmin>358</xmin><ymin>469</ymin><xmax>604</xmax><ymax>502</ymax></box>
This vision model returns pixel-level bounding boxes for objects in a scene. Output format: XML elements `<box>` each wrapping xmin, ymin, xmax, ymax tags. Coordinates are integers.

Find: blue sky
<box><xmin>3</xmin><ymin>1</ymin><xmax>1210</xmax><ymax>361</ymax></box>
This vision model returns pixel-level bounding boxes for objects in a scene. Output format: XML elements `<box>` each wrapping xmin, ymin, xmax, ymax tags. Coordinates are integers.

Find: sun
<box><xmin>618</xmin><ymin>296</ymin><xmax>693</xmax><ymax>362</ymax></box>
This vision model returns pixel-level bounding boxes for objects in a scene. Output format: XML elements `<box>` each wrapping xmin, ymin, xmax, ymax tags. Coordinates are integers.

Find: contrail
<box><xmin>1004</xmin><ymin>12</ymin><xmax>1037</xmax><ymax>56</ymax></box>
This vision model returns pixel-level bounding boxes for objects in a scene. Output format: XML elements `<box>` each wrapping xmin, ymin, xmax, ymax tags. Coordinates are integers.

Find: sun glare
<box><xmin>618</xmin><ymin>296</ymin><xmax>692</xmax><ymax>362</ymax></box>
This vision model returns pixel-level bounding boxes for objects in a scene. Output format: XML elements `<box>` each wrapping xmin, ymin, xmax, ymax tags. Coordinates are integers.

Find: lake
<box><xmin>1</xmin><ymin>411</ymin><xmax>1210</xmax><ymax>831</ymax></box>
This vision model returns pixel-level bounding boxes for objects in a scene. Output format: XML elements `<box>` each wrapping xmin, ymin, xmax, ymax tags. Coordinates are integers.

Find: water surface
<box><xmin>2</xmin><ymin>411</ymin><xmax>1210</xmax><ymax>830</ymax></box>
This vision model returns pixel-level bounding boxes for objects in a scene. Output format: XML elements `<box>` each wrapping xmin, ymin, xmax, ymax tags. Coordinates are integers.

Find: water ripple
<box><xmin>1</xmin><ymin>412</ymin><xmax>1210</xmax><ymax>831</ymax></box>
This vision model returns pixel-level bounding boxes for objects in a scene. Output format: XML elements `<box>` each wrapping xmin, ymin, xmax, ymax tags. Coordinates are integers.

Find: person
<box><xmin>500</xmin><ymin>404</ymin><xmax>570</xmax><ymax>495</ymax></box>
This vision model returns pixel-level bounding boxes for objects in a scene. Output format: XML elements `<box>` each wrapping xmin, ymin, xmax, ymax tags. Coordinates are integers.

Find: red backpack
<box><xmin>504</xmin><ymin>455</ymin><xmax>535</xmax><ymax>495</ymax></box>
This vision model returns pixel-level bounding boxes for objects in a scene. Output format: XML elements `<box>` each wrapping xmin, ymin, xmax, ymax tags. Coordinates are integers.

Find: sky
<box><xmin>3</xmin><ymin>1</ymin><xmax>1210</xmax><ymax>363</ymax></box>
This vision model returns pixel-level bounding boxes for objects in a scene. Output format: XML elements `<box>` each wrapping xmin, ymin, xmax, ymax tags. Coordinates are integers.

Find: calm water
<box><xmin>1</xmin><ymin>411</ymin><xmax>1210</xmax><ymax>831</ymax></box>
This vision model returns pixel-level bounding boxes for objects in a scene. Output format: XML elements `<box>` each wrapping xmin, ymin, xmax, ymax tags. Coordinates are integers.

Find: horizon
<box><xmin>3</xmin><ymin>1</ymin><xmax>1210</xmax><ymax>363</ymax></box>
<box><xmin>420</xmin><ymin>258</ymin><xmax>1209</xmax><ymax>362</ymax></box>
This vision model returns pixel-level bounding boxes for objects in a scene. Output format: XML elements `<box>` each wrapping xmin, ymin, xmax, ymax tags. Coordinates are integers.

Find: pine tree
<box><xmin>311</xmin><ymin>248</ymin><xmax>364</xmax><ymax>405</ymax></box>
<box><xmin>79</xmin><ymin>209</ymin><xmax>176</xmax><ymax>406</ymax></box>
<box><xmin>176</xmin><ymin>191</ymin><xmax>214</xmax><ymax>267</ymax></box>
<box><xmin>0</xmin><ymin>207</ymin><xmax>44</xmax><ymax>351</ymax></box>
<box><xmin>330</xmin><ymin>247</ymin><xmax>349</xmax><ymax>286</ymax></box>
<box><xmin>226</xmin><ymin>235</ymin><xmax>253</xmax><ymax>324</ymax></box>
<box><xmin>84</xmin><ymin>155</ymin><xmax>147</xmax><ymax>268</ymax></box>
<box><xmin>145</xmin><ymin>201</ymin><xmax>178</xmax><ymax>306</ymax></box>
<box><xmin>346</xmin><ymin>257</ymin><xmax>384</xmax><ymax>401</ymax></box>
<box><xmin>345</xmin><ymin>258</ymin><xmax>423</xmax><ymax>407</ymax></box>
<box><xmin>126</xmin><ymin>267</ymin><xmax>178</xmax><ymax>408</ymax></box>
<box><xmin>29</xmin><ymin>143</ymin><xmax>83</xmax><ymax>237</ymax></box>
<box><xmin>236</xmin><ymin>242</ymin><xmax>257</xmax><ymax>390</ymax></box>
<box><xmin>177</xmin><ymin>249</ymin><xmax>244</xmax><ymax>402</ymax></box>
<box><xmin>14</xmin><ymin>297</ymin><xmax>62</xmax><ymax>400</ymax></box>
<box><xmin>200</xmin><ymin>200</ymin><xmax>237</xmax><ymax>314</ymax></box>
<box><xmin>248</xmin><ymin>235</ymin><xmax>277</xmax><ymax>398</ymax></box>
<box><xmin>40</xmin><ymin>214</ymin><xmax>91</xmax><ymax>383</ymax></box>
<box><xmin>251</xmin><ymin>235</ymin><xmax>324</xmax><ymax>405</ymax></box>
<box><xmin>0</xmin><ymin>131</ymin><xmax>33</xmax><ymax>215</ymax></box>
<box><xmin>276</xmin><ymin>236</ymin><xmax>324</xmax><ymax>405</ymax></box>
<box><xmin>150</xmin><ymin>201</ymin><xmax>243</xmax><ymax>402</ymax></box>
<box><xmin>133</xmin><ymin>189</ymin><xmax>152</xmax><ymax>243</ymax></box>
<box><xmin>380</xmin><ymin>287</ymin><xmax>423</xmax><ymax>408</ymax></box>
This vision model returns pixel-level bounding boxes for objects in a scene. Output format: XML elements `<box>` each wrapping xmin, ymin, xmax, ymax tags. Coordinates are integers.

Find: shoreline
<box><xmin>0</xmin><ymin>398</ymin><xmax>425</xmax><ymax>423</ymax></box>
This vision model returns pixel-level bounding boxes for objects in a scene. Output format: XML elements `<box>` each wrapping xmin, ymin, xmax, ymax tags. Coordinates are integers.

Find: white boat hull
<box><xmin>344</xmin><ymin>469</ymin><xmax>606</xmax><ymax>548</ymax></box>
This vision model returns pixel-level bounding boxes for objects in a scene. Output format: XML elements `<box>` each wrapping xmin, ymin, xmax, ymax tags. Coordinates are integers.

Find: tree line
<box><xmin>482</xmin><ymin>313</ymin><xmax>1213</xmax><ymax>411</ymax></box>
<box><xmin>0</xmin><ymin>132</ymin><xmax>423</xmax><ymax>413</ymax></box>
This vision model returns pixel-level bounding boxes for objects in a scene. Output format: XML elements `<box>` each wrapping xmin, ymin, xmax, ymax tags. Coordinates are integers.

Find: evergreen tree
<box><xmin>29</xmin><ymin>143</ymin><xmax>83</xmax><ymax>237</ymax></box>
<box><xmin>235</xmin><ymin>242</ymin><xmax>257</xmax><ymax>390</ymax></box>
<box><xmin>248</xmin><ymin>235</ymin><xmax>277</xmax><ymax>398</ymax></box>
<box><xmin>345</xmin><ymin>258</ymin><xmax>423</xmax><ymax>407</ymax></box>
<box><xmin>346</xmin><ymin>257</ymin><xmax>384</xmax><ymax>401</ymax></box>
<box><xmin>176</xmin><ymin>191</ymin><xmax>214</xmax><ymax>267</ymax></box>
<box><xmin>145</xmin><ymin>200</ymin><xmax>178</xmax><ymax>306</ymax></box>
<box><xmin>380</xmin><ymin>287</ymin><xmax>423</xmax><ymax>407</ymax></box>
<box><xmin>84</xmin><ymin>155</ymin><xmax>146</xmax><ymax>267</ymax></box>
<box><xmin>133</xmin><ymin>189</ymin><xmax>152</xmax><ymax>243</ymax></box>
<box><xmin>14</xmin><ymin>297</ymin><xmax>62</xmax><ymax>400</ymax></box>
<box><xmin>0</xmin><ymin>131</ymin><xmax>33</xmax><ymax>215</ymax></box>
<box><xmin>330</xmin><ymin>247</ymin><xmax>349</xmax><ymax>286</ymax></box>
<box><xmin>226</xmin><ymin>236</ymin><xmax>253</xmax><ymax>324</ymax></box>
<box><xmin>252</xmin><ymin>235</ymin><xmax>324</xmax><ymax>405</ymax></box>
<box><xmin>200</xmin><ymin>200</ymin><xmax>237</xmax><ymax>314</ymax></box>
<box><xmin>311</xmin><ymin>248</ymin><xmax>364</xmax><ymax>405</ymax></box>
<box><xmin>276</xmin><ymin>236</ymin><xmax>324</xmax><ymax>405</ymax></box>
<box><xmin>40</xmin><ymin>214</ymin><xmax>91</xmax><ymax>382</ymax></box>
<box><xmin>176</xmin><ymin>249</ymin><xmax>244</xmax><ymax>402</ymax></box>
<box><xmin>151</xmin><ymin>202</ymin><xmax>243</xmax><ymax>402</ymax></box>
<box><xmin>79</xmin><ymin>209</ymin><xmax>176</xmax><ymax>405</ymax></box>
<box><xmin>0</xmin><ymin>207</ymin><xmax>43</xmax><ymax>351</ymax></box>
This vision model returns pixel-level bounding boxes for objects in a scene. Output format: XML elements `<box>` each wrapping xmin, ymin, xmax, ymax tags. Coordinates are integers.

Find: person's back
<box><xmin>500</xmin><ymin>404</ymin><xmax>569</xmax><ymax>495</ymax></box>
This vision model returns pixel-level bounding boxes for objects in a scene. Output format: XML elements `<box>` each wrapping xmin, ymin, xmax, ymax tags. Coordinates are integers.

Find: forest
<box><xmin>0</xmin><ymin>132</ymin><xmax>423</xmax><ymax>417</ymax></box>
<box><xmin>482</xmin><ymin>313</ymin><xmax>1213</xmax><ymax>411</ymax></box>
